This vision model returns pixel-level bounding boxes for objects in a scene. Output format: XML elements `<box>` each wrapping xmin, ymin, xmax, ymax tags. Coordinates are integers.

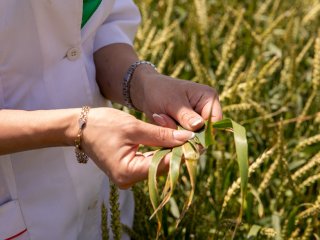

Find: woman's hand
<box><xmin>94</xmin><ymin>44</ymin><xmax>222</xmax><ymax>132</ymax></box>
<box><xmin>93</xmin><ymin>44</ymin><xmax>221</xmax><ymax>188</ymax></box>
<box><xmin>131</xmin><ymin>68</ymin><xmax>223</xmax><ymax>131</ymax></box>
<box><xmin>81</xmin><ymin>108</ymin><xmax>194</xmax><ymax>189</ymax></box>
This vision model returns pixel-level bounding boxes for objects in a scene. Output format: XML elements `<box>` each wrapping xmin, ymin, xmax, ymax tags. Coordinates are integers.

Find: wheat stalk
<box><xmin>163</xmin><ymin>0</ymin><xmax>174</xmax><ymax>27</ymax></box>
<box><xmin>193</xmin><ymin>0</ymin><xmax>208</xmax><ymax>35</ymax></box>
<box><xmin>216</xmin><ymin>9</ymin><xmax>244</xmax><ymax>77</ymax></box>
<box><xmin>295</xmin><ymin>134</ymin><xmax>320</xmax><ymax>151</ymax></box>
<box><xmin>156</xmin><ymin>42</ymin><xmax>174</xmax><ymax>73</ymax></box>
<box><xmin>170</xmin><ymin>61</ymin><xmax>186</xmax><ymax>78</ymax></box>
<box><xmin>220</xmin><ymin>72</ymin><xmax>245</xmax><ymax>101</ymax></box>
<box><xmin>223</xmin><ymin>56</ymin><xmax>245</xmax><ymax>91</ymax></box>
<box><xmin>312</xmin><ymin>35</ymin><xmax>320</xmax><ymax>90</ymax></box>
<box><xmin>258</xmin><ymin>155</ymin><xmax>279</xmax><ymax>194</ymax></box>
<box><xmin>213</xmin><ymin>12</ymin><xmax>229</xmax><ymax>39</ymax></box>
<box><xmin>101</xmin><ymin>202</ymin><xmax>109</xmax><ymax>240</ymax></box>
<box><xmin>246</xmin><ymin>99</ymin><xmax>269</xmax><ymax>118</ymax></box>
<box><xmin>296</xmin><ymin>37</ymin><xmax>314</xmax><ymax>66</ymax></box>
<box><xmin>258</xmin><ymin>56</ymin><xmax>280</xmax><ymax>80</ymax></box>
<box><xmin>281</xmin><ymin>219</ymin><xmax>289</xmax><ymax>239</ymax></box>
<box><xmin>292</xmin><ymin>152</ymin><xmax>320</xmax><ymax>181</ymax></box>
<box><xmin>260</xmin><ymin>10</ymin><xmax>292</xmax><ymax>40</ymax></box>
<box><xmin>139</xmin><ymin>26</ymin><xmax>157</xmax><ymax>59</ymax></box>
<box><xmin>189</xmin><ymin>34</ymin><xmax>205</xmax><ymax>82</ymax></box>
<box><xmin>220</xmin><ymin>147</ymin><xmax>276</xmax><ymax>217</ymax></box>
<box><xmin>316</xmin><ymin>192</ymin><xmax>320</xmax><ymax>205</ymax></box>
<box><xmin>298</xmin><ymin>172</ymin><xmax>320</xmax><ymax>190</ymax></box>
<box><xmin>136</xmin><ymin>19</ymin><xmax>152</xmax><ymax>44</ymax></box>
<box><xmin>302</xmin><ymin>3</ymin><xmax>320</xmax><ymax>25</ymax></box>
<box><xmin>280</xmin><ymin>57</ymin><xmax>293</xmax><ymax>89</ymax></box>
<box><xmin>296</xmin><ymin>204</ymin><xmax>320</xmax><ymax>222</ymax></box>
<box><xmin>288</xmin><ymin>228</ymin><xmax>300</xmax><ymax>240</ymax></box>
<box><xmin>297</xmin><ymin>35</ymin><xmax>320</xmax><ymax>128</ymax></box>
<box><xmin>255</xmin><ymin>0</ymin><xmax>273</xmax><ymax>18</ymax></box>
<box><xmin>259</xmin><ymin>227</ymin><xmax>277</xmax><ymax>238</ymax></box>
<box><xmin>269</xmin><ymin>0</ymin><xmax>281</xmax><ymax>22</ymax></box>
<box><xmin>243</xmin><ymin>20</ymin><xmax>262</xmax><ymax>43</ymax></box>
<box><xmin>301</xmin><ymin>218</ymin><xmax>313</xmax><ymax>240</ymax></box>
<box><xmin>223</xmin><ymin>103</ymin><xmax>252</xmax><ymax>112</ymax></box>
<box><xmin>193</xmin><ymin>0</ymin><xmax>210</xmax><ymax>66</ymax></box>
<box><xmin>151</xmin><ymin>21</ymin><xmax>178</xmax><ymax>47</ymax></box>
<box><xmin>109</xmin><ymin>182</ymin><xmax>121</xmax><ymax>240</ymax></box>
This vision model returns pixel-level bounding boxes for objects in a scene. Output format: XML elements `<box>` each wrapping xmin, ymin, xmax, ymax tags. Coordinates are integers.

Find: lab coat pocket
<box><xmin>0</xmin><ymin>200</ymin><xmax>30</xmax><ymax>240</ymax></box>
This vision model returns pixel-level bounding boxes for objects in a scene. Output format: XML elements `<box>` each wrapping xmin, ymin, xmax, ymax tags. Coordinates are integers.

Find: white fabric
<box><xmin>0</xmin><ymin>200</ymin><xmax>30</xmax><ymax>240</ymax></box>
<box><xmin>0</xmin><ymin>0</ymin><xmax>140</xmax><ymax>239</ymax></box>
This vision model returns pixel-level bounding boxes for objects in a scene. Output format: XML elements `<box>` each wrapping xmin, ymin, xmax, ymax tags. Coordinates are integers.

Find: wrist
<box><xmin>64</xmin><ymin>108</ymin><xmax>82</xmax><ymax>147</ymax></box>
<box><xmin>130</xmin><ymin>63</ymin><xmax>158</xmax><ymax>112</ymax></box>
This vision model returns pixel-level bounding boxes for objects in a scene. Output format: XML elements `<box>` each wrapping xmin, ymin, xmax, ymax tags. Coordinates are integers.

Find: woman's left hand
<box><xmin>131</xmin><ymin>68</ymin><xmax>223</xmax><ymax>131</ymax></box>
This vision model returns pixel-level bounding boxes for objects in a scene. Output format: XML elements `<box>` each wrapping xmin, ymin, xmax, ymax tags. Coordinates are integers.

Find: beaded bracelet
<box><xmin>74</xmin><ymin>106</ymin><xmax>90</xmax><ymax>164</ymax></box>
<box><xmin>123</xmin><ymin>60</ymin><xmax>156</xmax><ymax>110</ymax></box>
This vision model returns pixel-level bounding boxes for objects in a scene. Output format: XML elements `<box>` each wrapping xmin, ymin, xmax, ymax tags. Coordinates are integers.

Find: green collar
<box><xmin>82</xmin><ymin>0</ymin><xmax>102</xmax><ymax>28</ymax></box>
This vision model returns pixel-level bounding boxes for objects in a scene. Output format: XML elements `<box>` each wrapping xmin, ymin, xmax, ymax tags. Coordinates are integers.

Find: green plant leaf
<box><xmin>247</xmin><ymin>225</ymin><xmax>262</xmax><ymax>238</ymax></box>
<box><xmin>151</xmin><ymin>146</ymin><xmax>183</xmax><ymax>219</ymax></box>
<box><xmin>169</xmin><ymin>198</ymin><xmax>180</xmax><ymax>219</ymax></box>
<box><xmin>212</xmin><ymin>118</ymin><xmax>248</xmax><ymax>219</ymax></box>
<box><xmin>148</xmin><ymin>148</ymin><xmax>171</xmax><ymax>237</ymax></box>
<box><xmin>148</xmin><ymin>149</ymin><xmax>171</xmax><ymax>210</ymax></box>
<box><xmin>205</xmin><ymin>103</ymin><xmax>214</xmax><ymax>146</ymax></box>
<box><xmin>195</xmin><ymin>126</ymin><xmax>206</xmax><ymax>147</ymax></box>
<box><xmin>176</xmin><ymin>142</ymin><xmax>199</xmax><ymax>227</ymax></box>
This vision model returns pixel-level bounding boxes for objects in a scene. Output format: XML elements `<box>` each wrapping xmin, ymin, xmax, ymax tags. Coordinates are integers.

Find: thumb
<box><xmin>133</xmin><ymin>121</ymin><xmax>195</xmax><ymax>148</ymax></box>
<box><xmin>168</xmin><ymin>103</ymin><xmax>204</xmax><ymax>131</ymax></box>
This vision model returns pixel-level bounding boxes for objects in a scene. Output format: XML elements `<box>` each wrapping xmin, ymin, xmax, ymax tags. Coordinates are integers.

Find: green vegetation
<box><xmin>111</xmin><ymin>0</ymin><xmax>320</xmax><ymax>239</ymax></box>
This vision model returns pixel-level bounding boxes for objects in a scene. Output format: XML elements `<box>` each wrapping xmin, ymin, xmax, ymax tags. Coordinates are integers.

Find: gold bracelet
<box><xmin>75</xmin><ymin>106</ymin><xmax>90</xmax><ymax>164</ymax></box>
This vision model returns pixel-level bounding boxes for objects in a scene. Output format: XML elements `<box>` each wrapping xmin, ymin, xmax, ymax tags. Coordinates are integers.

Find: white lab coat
<box><xmin>0</xmin><ymin>0</ymin><xmax>140</xmax><ymax>239</ymax></box>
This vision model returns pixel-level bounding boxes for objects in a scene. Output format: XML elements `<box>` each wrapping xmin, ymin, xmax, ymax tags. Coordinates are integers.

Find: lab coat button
<box><xmin>67</xmin><ymin>47</ymin><xmax>81</xmax><ymax>61</ymax></box>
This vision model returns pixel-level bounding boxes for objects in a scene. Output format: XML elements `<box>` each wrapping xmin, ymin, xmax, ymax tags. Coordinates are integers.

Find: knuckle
<box><xmin>202</xmin><ymin>85</ymin><xmax>217</xmax><ymax>95</ymax></box>
<box><xmin>180</xmin><ymin>111</ymin><xmax>192</xmax><ymax>122</ymax></box>
<box><xmin>211</xmin><ymin>88</ymin><xmax>220</xmax><ymax>99</ymax></box>
<box><xmin>123</xmin><ymin>119</ymin><xmax>139</xmax><ymax>137</ymax></box>
<box><xmin>155</xmin><ymin>127</ymin><xmax>169</xmax><ymax>142</ymax></box>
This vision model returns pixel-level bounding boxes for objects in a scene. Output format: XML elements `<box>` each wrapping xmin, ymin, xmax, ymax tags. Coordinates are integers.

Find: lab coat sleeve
<box><xmin>93</xmin><ymin>0</ymin><xmax>141</xmax><ymax>52</ymax></box>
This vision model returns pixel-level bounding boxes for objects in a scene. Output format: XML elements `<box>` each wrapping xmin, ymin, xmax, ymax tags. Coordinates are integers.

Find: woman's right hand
<box><xmin>80</xmin><ymin>108</ymin><xmax>194</xmax><ymax>189</ymax></box>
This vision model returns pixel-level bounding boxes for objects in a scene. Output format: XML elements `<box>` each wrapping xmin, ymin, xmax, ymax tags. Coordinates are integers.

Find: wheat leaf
<box><xmin>212</xmin><ymin>118</ymin><xmax>248</xmax><ymax>220</ymax></box>
<box><xmin>176</xmin><ymin>142</ymin><xmax>199</xmax><ymax>227</ymax></box>
<box><xmin>148</xmin><ymin>149</ymin><xmax>171</xmax><ymax>211</ymax></box>
<box><xmin>205</xmin><ymin>103</ymin><xmax>214</xmax><ymax>146</ymax></box>
<box><xmin>148</xmin><ymin>148</ymin><xmax>171</xmax><ymax>237</ymax></box>
<box><xmin>195</xmin><ymin>126</ymin><xmax>206</xmax><ymax>147</ymax></box>
<box><xmin>247</xmin><ymin>225</ymin><xmax>262</xmax><ymax>238</ymax></box>
<box><xmin>151</xmin><ymin>146</ymin><xmax>183</xmax><ymax>218</ymax></box>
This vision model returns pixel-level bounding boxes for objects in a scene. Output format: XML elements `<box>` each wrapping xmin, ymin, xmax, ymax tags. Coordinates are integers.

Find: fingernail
<box><xmin>190</xmin><ymin>117</ymin><xmax>203</xmax><ymax>127</ymax></box>
<box><xmin>152</xmin><ymin>113</ymin><xmax>166</xmax><ymax>126</ymax></box>
<box><xmin>173</xmin><ymin>130</ymin><xmax>195</xmax><ymax>141</ymax></box>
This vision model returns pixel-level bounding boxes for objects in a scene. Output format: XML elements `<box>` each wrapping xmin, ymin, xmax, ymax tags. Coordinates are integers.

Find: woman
<box><xmin>0</xmin><ymin>0</ymin><xmax>222</xmax><ymax>239</ymax></box>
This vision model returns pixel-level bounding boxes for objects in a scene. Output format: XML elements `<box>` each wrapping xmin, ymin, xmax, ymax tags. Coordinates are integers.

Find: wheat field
<box><xmin>110</xmin><ymin>0</ymin><xmax>320</xmax><ymax>239</ymax></box>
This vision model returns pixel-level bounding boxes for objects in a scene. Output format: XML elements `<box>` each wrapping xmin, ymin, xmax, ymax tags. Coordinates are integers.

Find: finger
<box><xmin>118</xmin><ymin>152</ymin><xmax>171</xmax><ymax>189</ymax></box>
<box><xmin>201</xmin><ymin>98</ymin><xmax>223</xmax><ymax>122</ymax></box>
<box><xmin>131</xmin><ymin>120</ymin><xmax>195</xmax><ymax>148</ymax></box>
<box><xmin>152</xmin><ymin>113</ymin><xmax>177</xmax><ymax>129</ymax></box>
<box><xmin>167</xmin><ymin>101</ymin><xmax>204</xmax><ymax>131</ymax></box>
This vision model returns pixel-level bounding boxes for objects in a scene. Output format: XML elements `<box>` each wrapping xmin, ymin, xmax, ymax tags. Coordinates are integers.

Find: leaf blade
<box><xmin>148</xmin><ymin>148</ymin><xmax>171</xmax><ymax>238</ymax></box>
